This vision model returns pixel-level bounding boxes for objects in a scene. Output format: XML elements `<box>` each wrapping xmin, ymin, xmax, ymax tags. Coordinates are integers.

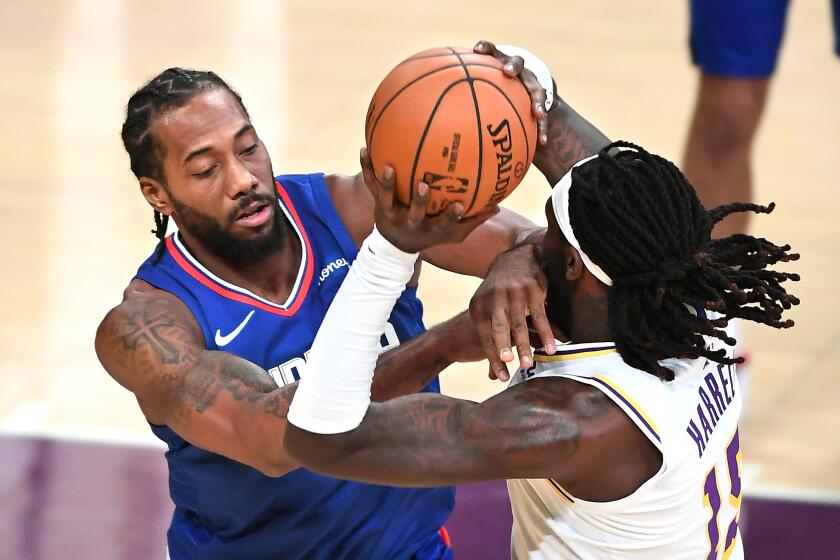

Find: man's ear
<box><xmin>565</xmin><ymin>245</ymin><xmax>585</xmax><ymax>281</ymax></box>
<box><xmin>139</xmin><ymin>177</ymin><xmax>173</xmax><ymax>216</ymax></box>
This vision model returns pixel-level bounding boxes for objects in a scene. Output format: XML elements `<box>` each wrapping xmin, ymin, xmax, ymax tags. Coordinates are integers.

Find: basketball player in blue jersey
<box><xmin>94</xmin><ymin>48</ymin><xmax>568</xmax><ymax>559</ymax></box>
<box><xmin>283</xmin><ymin>45</ymin><xmax>801</xmax><ymax>559</ymax></box>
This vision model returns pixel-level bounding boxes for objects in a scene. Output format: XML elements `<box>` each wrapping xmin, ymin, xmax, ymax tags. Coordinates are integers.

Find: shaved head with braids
<box><xmin>120</xmin><ymin>68</ymin><xmax>251</xmax><ymax>261</ymax></box>
<box><xmin>546</xmin><ymin>141</ymin><xmax>799</xmax><ymax>381</ymax></box>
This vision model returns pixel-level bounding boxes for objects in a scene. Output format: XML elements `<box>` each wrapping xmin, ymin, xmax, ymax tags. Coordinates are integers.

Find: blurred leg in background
<box><xmin>684</xmin><ymin>0</ymin><xmax>794</xmax><ymax>405</ymax></box>
<box><xmin>683</xmin><ymin>0</ymin><xmax>789</xmax><ymax>239</ymax></box>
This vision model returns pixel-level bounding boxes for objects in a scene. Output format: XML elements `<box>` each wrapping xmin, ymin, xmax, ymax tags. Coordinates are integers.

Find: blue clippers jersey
<box><xmin>135</xmin><ymin>174</ymin><xmax>455</xmax><ymax>560</ymax></box>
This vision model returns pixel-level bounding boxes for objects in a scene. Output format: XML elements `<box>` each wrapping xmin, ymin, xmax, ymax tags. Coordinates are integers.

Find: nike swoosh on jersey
<box><xmin>214</xmin><ymin>310</ymin><xmax>256</xmax><ymax>347</ymax></box>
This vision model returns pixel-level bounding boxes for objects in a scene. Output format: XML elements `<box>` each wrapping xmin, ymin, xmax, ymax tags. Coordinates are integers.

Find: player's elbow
<box><xmin>255</xmin><ymin>447</ymin><xmax>299</xmax><ymax>478</ymax></box>
<box><xmin>257</xmin><ymin>461</ymin><xmax>295</xmax><ymax>478</ymax></box>
<box><xmin>283</xmin><ymin>424</ymin><xmax>349</xmax><ymax>472</ymax></box>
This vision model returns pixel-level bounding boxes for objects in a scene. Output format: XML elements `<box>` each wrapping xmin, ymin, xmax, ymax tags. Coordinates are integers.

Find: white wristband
<box><xmin>287</xmin><ymin>227</ymin><xmax>418</xmax><ymax>434</ymax></box>
<box><xmin>497</xmin><ymin>44</ymin><xmax>555</xmax><ymax>112</ymax></box>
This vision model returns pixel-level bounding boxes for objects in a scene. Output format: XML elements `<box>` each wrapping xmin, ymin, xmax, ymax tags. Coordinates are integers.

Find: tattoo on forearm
<box><xmin>535</xmin><ymin>98</ymin><xmax>611</xmax><ymax>185</ymax></box>
<box><xmin>341</xmin><ymin>380</ymin><xmax>602</xmax><ymax>481</ymax></box>
<box><xmin>174</xmin><ymin>368</ymin><xmax>218</xmax><ymax>413</ymax></box>
<box><xmin>218</xmin><ymin>357</ymin><xmax>278</xmax><ymax>399</ymax></box>
<box><xmin>264</xmin><ymin>385</ymin><xmax>296</xmax><ymax>420</ymax></box>
<box><xmin>173</xmin><ymin>355</ymin><xmax>280</xmax><ymax>414</ymax></box>
<box><xmin>544</xmin><ymin>113</ymin><xmax>590</xmax><ymax>172</ymax></box>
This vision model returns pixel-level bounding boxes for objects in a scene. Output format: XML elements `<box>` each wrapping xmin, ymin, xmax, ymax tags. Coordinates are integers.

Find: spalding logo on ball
<box><xmin>365</xmin><ymin>46</ymin><xmax>537</xmax><ymax>216</ymax></box>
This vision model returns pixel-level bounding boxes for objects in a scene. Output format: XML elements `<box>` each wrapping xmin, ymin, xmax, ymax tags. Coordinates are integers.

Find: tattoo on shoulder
<box><xmin>118</xmin><ymin>311</ymin><xmax>185</xmax><ymax>365</ymax></box>
<box><xmin>107</xmin><ymin>305</ymin><xmax>284</xmax><ymax>416</ymax></box>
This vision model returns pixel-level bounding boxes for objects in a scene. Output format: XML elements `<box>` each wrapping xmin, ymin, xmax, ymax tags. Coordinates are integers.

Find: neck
<box><xmin>178</xmin><ymin>220</ymin><xmax>302</xmax><ymax>304</ymax></box>
<box><xmin>568</xmin><ymin>290</ymin><xmax>612</xmax><ymax>343</ymax></box>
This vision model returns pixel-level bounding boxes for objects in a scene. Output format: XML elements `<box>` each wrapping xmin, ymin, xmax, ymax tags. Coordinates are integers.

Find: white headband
<box><xmin>550</xmin><ymin>155</ymin><xmax>614</xmax><ymax>287</ymax></box>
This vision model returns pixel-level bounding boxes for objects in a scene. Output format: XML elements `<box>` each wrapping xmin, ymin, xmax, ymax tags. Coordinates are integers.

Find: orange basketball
<box><xmin>365</xmin><ymin>47</ymin><xmax>538</xmax><ymax>217</ymax></box>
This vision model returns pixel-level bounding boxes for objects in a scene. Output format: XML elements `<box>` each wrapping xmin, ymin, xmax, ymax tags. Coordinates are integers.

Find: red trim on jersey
<box><xmin>274</xmin><ymin>179</ymin><xmax>315</xmax><ymax>314</ymax></box>
<box><xmin>165</xmin><ymin>180</ymin><xmax>314</xmax><ymax>316</ymax></box>
<box><xmin>438</xmin><ymin>526</ymin><xmax>452</xmax><ymax>548</ymax></box>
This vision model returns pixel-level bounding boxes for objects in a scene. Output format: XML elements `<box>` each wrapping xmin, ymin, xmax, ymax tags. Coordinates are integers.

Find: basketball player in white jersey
<box><xmin>280</xmin><ymin>49</ymin><xmax>800</xmax><ymax>557</ymax></box>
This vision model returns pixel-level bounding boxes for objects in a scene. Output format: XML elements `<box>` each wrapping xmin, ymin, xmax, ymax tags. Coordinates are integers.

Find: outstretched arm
<box><xmin>285</xmin><ymin>375</ymin><xmax>627</xmax><ymax>487</ymax></box>
<box><xmin>95</xmin><ymin>281</ymin><xmax>480</xmax><ymax>478</ymax></box>
<box><xmin>283</xmin><ymin>175</ymin><xmax>654</xmax><ymax>493</ymax></box>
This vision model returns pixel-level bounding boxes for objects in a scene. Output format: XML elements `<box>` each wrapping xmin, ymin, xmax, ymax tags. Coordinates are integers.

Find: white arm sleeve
<box><xmin>286</xmin><ymin>227</ymin><xmax>418</xmax><ymax>434</ymax></box>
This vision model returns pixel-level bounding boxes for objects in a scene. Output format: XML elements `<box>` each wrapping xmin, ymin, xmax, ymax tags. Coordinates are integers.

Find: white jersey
<box><xmin>507</xmin><ymin>338</ymin><xmax>743</xmax><ymax>560</ymax></box>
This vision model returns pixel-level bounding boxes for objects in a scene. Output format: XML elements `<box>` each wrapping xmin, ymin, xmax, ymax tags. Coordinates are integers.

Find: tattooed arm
<box><xmin>95</xmin><ymin>279</ymin><xmax>297</xmax><ymax>476</ymax></box>
<box><xmin>531</xmin><ymin>92</ymin><xmax>612</xmax><ymax>186</ymax></box>
<box><xmin>95</xmin><ymin>279</ymin><xmax>476</xmax><ymax>477</ymax></box>
<box><xmin>284</xmin><ymin>376</ymin><xmax>660</xmax><ymax>500</ymax></box>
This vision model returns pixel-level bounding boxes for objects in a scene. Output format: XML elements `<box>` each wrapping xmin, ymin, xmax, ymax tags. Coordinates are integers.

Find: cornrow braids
<box><xmin>121</xmin><ymin>68</ymin><xmax>249</xmax><ymax>262</ymax></box>
<box><xmin>568</xmin><ymin>141</ymin><xmax>799</xmax><ymax>380</ymax></box>
<box><xmin>151</xmin><ymin>210</ymin><xmax>170</xmax><ymax>263</ymax></box>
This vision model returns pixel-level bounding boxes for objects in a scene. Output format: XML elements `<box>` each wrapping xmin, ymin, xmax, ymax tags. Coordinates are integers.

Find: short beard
<box><xmin>170</xmin><ymin>189</ymin><xmax>287</xmax><ymax>266</ymax></box>
<box><xmin>544</xmin><ymin>262</ymin><xmax>574</xmax><ymax>337</ymax></box>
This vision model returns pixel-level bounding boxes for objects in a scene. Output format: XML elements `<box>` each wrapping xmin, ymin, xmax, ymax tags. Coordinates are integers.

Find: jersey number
<box><xmin>703</xmin><ymin>430</ymin><xmax>742</xmax><ymax>560</ymax></box>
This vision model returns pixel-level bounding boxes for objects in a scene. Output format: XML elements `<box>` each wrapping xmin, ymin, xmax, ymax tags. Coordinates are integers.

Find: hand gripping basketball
<box><xmin>473</xmin><ymin>40</ymin><xmax>554</xmax><ymax>145</ymax></box>
<box><xmin>365</xmin><ymin>46</ymin><xmax>538</xmax><ymax>217</ymax></box>
<box><xmin>360</xmin><ymin>148</ymin><xmax>499</xmax><ymax>254</ymax></box>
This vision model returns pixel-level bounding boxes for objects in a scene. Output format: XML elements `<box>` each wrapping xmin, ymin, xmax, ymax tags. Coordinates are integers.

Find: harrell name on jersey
<box><xmin>507</xmin><ymin>319</ymin><xmax>742</xmax><ymax>560</ymax></box>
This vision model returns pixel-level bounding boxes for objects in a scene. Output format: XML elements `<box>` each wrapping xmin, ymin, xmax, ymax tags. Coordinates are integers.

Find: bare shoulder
<box><xmin>323</xmin><ymin>172</ymin><xmax>374</xmax><ymax>247</ymax></box>
<box><xmin>492</xmin><ymin>376</ymin><xmax>625</xmax><ymax>437</ymax></box>
<box><xmin>98</xmin><ymin>278</ymin><xmax>203</xmax><ymax>353</ymax></box>
<box><xmin>498</xmin><ymin>376</ymin><xmax>661</xmax><ymax>500</ymax></box>
<box><xmin>95</xmin><ymin>279</ymin><xmax>203</xmax><ymax>407</ymax></box>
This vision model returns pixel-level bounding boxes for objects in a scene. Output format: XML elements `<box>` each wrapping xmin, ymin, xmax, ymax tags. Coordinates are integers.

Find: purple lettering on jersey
<box><xmin>726</xmin><ymin>364</ymin><xmax>737</xmax><ymax>399</ymax></box>
<box><xmin>698</xmin><ymin>387</ymin><xmax>720</xmax><ymax>426</ymax></box>
<box><xmin>717</xmin><ymin>364</ymin><xmax>732</xmax><ymax>405</ymax></box>
<box><xmin>697</xmin><ymin>404</ymin><xmax>714</xmax><ymax>441</ymax></box>
<box><xmin>704</xmin><ymin>372</ymin><xmax>726</xmax><ymax>416</ymax></box>
<box><xmin>687</xmin><ymin>419</ymin><xmax>706</xmax><ymax>458</ymax></box>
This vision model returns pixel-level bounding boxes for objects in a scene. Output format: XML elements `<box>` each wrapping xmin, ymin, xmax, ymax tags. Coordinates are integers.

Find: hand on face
<box><xmin>360</xmin><ymin>148</ymin><xmax>498</xmax><ymax>254</ymax></box>
<box><xmin>469</xmin><ymin>244</ymin><xmax>563</xmax><ymax>381</ymax></box>
<box><xmin>473</xmin><ymin>40</ymin><xmax>550</xmax><ymax>146</ymax></box>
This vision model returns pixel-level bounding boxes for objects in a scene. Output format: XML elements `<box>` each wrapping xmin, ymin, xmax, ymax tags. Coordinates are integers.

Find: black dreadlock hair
<box><xmin>568</xmin><ymin>141</ymin><xmax>800</xmax><ymax>381</ymax></box>
<box><xmin>120</xmin><ymin>68</ymin><xmax>249</xmax><ymax>262</ymax></box>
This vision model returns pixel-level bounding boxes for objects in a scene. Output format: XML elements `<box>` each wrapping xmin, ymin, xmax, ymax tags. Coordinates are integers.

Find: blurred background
<box><xmin>0</xmin><ymin>0</ymin><xmax>837</xmax><ymax>558</ymax></box>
